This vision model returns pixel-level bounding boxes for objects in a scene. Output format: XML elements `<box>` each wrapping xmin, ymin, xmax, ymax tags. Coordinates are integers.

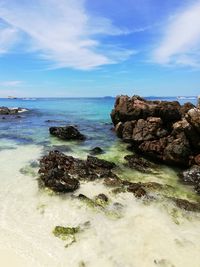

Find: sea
<box><xmin>0</xmin><ymin>96</ymin><xmax>200</xmax><ymax>267</ymax></box>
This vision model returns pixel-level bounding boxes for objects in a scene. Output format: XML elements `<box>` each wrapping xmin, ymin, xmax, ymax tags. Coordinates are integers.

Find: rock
<box><xmin>0</xmin><ymin>107</ymin><xmax>27</xmax><ymax>115</ymax></box>
<box><xmin>77</xmin><ymin>194</ymin><xmax>107</xmax><ymax>208</ymax></box>
<box><xmin>115</xmin><ymin>122</ymin><xmax>124</xmax><ymax>138</ymax></box>
<box><xmin>163</xmin><ymin>133</ymin><xmax>191</xmax><ymax>166</ymax></box>
<box><xmin>127</xmin><ymin>183</ymin><xmax>147</xmax><ymax>198</ymax></box>
<box><xmin>111</xmin><ymin>95</ymin><xmax>200</xmax><ymax>168</ymax></box>
<box><xmin>132</xmin><ymin>117</ymin><xmax>168</xmax><ymax>143</ymax></box>
<box><xmin>172</xmin><ymin>119</ymin><xmax>200</xmax><ymax>150</ymax></box>
<box><xmin>181</xmin><ymin>102</ymin><xmax>195</xmax><ymax>115</ymax></box>
<box><xmin>171</xmin><ymin>198</ymin><xmax>200</xmax><ymax>212</ymax></box>
<box><xmin>95</xmin><ymin>194</ymin><xmax>109</xmax><ymax>205</ymax></box>
<box><xmin>87</xmin><ymin>155</ymin><xmax>116</xmax><ymax>170</ymax></box>
<box><xmin>124</xmin><ymin>154</ymin><xmax>156</xmax><ymax>173</ymax></box>
<box><xmin>104</xmin><ymin>176</ymin><xmax>122</xmax><ymax>187</ymax></box>
<box><xmin>185</xmin><ymin>108</ymin><xmax>200</xmax><ymax>134</ymax></box>
<box><xmin>53</xmin><ymin>225</ymin><xmax>80</xmax><ymax>247</ymax></box>
<box><xmin>49</xmin><ymin>126</ymin><xmax>86</xmax><ymax>141</ymax></box>
<box><xmin>96</xmin><ymin>193</ymin><xmax>108</xmax><ymax>202</ymax></box>
<box><xmin>122</xmin><ymin>121</ymin><xmax>136</xmax><ymax>142</ymax></box>
<box><xmin>180</xmin><ymin>165</ymin><xmax>200</xmax><ymax>185</ymax></box>
<box><xmin>39</xmin><ymin>151</ymin><xmax>118</xmax><ymax>192</ymax></box>
<box><xmin>90</xmin><ymin>147</ymin><xmax>104</xmax><ymax>155</ymax></box>
<box><xmin>180</xmin><ymin>165</ymin><xmax>200</xmax><ymax>194</ymax></box>
<box><xmin>111</xmin><ymin>95</ymin><xmax>181</xmax><ymax>126</ymax></box>
<box><xmin>138</xmin><ymin>137</ymin><xmax>170</xmax><ymax>160</ymax></box>
<box><xmin>194</xmin><ymin>154</ymin><xmax>200</xmax><ymax>165</ymax></box>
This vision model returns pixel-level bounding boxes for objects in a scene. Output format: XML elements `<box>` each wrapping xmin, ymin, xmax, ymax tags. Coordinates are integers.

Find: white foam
<box><xmin>0</xmin><ymin>145</ymin><xmax>200</xmax><ymax>267</ymax></box>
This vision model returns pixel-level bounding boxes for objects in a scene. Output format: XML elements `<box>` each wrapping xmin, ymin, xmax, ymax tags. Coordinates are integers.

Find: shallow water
<box><xmin>0</xmin><ymin>97</ymin><xmax>199</xmax><ymax>267</ymax></box>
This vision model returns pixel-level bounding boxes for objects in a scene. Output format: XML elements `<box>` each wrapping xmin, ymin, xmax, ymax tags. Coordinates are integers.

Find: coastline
<box><xmin>0</xmin><ymin>96</ymin><xmax>200</xmax><ymax>267</ymax></box>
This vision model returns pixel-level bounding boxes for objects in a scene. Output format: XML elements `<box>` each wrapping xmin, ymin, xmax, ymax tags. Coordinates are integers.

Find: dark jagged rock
<box><xmin>87</xmin><ymin>155</ymin><xmax>116</xmax><ymax>170</ymax></box>
<box><xmin>181</xmin><ymin>102</ymin><xmax>195</xmax><ymax>115</ymax></box>
<box><xmin>185</xmin><ymin>108</ymin><xmax>200</xmax><ymax>134</ymax></box>
<box><xmin>39</xmin><ymin>151</ymin><xmax>117</xmax><ymax>192</ymax></box>
<box><xmin>49</xmin><ymin>126</ymin><xmax>86</xmax><ymax>141</ymax></box>
<box><xmin>132</xmin><ymin>117</ymin><xmax>168</xmax><ymax>143</ymax></box>
<box><xmin>124</xmin><ymin>154</ymin><xmax>156</xmax><ymax>173</ymax></box>
<box><xmin>180</xmin><ymin>165</ymin><xmax>200</xmax><ymax>194</ymax></box>
<box><xmin>111</xmin><ymin>95</ymin><xmax>182</xmax><ymax>126</ymax></box>
<box><xmin>90</xmin><ymin>147</ymin><xmax>104</xmax><ymax>155</ymax></box>
<box><xmin>0</xmin><ymin>106</ymin><xmax>27</xmax><ymax>115</ymax></box>
<box><xmin>194</xmin><ymin>154</ymin><xmax>200</xmax><ymax>165</ymax></box>
<box><xmin>127</xmin><ymin>183</ymin><xmax>147</xmax><ymax>198</ymax></box>
<box><xmin>95</xmin><ymin>194</ymin><xmax>109</xmax><ymax>204</ymax></box>
<box><xmin>171</xmin><ymin>198</ymin><xmax>200</xmax><ymax>212</ymax></box>
<box><xmin>111</xmin><ymin>95</ymin><xmax>200</xmax><ymax>168</ymax></box>
<box><xmin>103</xmin><ymin>176</ymin><xmax>122</xmax><ymax>187</ymax></box>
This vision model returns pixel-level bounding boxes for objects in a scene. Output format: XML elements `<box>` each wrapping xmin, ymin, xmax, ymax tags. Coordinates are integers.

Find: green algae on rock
<box><xmin>53</xmin><ymin>225</ymin><xmax>81</xmax><ymax>247</ymax></box>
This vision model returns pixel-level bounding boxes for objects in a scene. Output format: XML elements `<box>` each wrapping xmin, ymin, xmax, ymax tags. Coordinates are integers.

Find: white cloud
<box><xmin>0</xmin><ymin>0</ymin><xmax>133</xmax><ymax>70</ymax></box>
<box><xmin>153</xmin><ymin>1</ymin><xmax>200</xmax><ymax>67</ymax></box>
<box><xmin>0</xmin><ymin>80</ymin><xmax>23</xmax><ymax>87</ymax></box>
<box><xmin>0</xmin><ymin>26</ymin><xmax>18</xmax><ymax>54</ymax></box>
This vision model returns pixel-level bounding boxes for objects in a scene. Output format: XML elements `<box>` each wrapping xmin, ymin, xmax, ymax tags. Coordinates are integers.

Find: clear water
<box><xmin>0</xmin><ymin>96</ymin><xmax>199</xmax><ymax>267</ymax></box>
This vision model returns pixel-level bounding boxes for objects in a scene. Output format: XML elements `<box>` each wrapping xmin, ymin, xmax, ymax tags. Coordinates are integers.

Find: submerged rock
<box><xmin>95</xmin><ymin>193</ymin><xmax>109</xmax><ymax>205</ymax></box>
<box><xmin>124</xmin><ymin>154</ymin><xmax>156</xmax><ymax>173</ymax></box>
<box><xmin>53</xmin><ymin>225</ymin><xmax>80</xmax><ymax>247</ymax></box>
<box><xmin>171</xmin><ymin>198</ymin><xmax>200</xmax><ymax>212</ymax></box>
<box><xmin>49</xmin><ymin>125</ymin><xmax>86</xmax><ymax>141</ymax></box>
<box><xmin>127</xmin><ymin>183</ymin><xmax>147</xmax><ymax>198</ymax></box>
<box><xmin>53</xmin><ymin>225</ymin><xmax>80</xmax><ymax>240</ymax></box>
<box><xmin>39</xmin><ymin>151</ymin><xmax>117</xmax><ymax>192</ymax></box>
<box><xmin>90</xmin><ymin>147</ymin><xmax>104</xmax><ymax>155</ymax></box>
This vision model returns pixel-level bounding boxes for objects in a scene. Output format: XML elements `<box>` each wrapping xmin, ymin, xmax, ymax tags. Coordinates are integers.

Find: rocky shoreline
<box><xmin>3</xmin><ymin>96</ymin><xmax>197</xmax><ymax>212</ymax></box>
<box><xmin>35</xmin><ymin>96</ymin><xmax>200</xmax><ymax>213</ymax></box>
<box><xmin>111</xmin><ymin>95</ymin><xmax>200</xmax><ymax>194</ymax></box>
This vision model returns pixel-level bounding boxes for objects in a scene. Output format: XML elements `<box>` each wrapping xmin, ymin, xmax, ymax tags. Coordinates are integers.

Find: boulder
<box><xmin>185</xmin><ymin>108</ymin><xmax>200</xmax><ymax>134</ymax></box>
<box><xmin>111</xmin><ymin>95</ymin><xmax>182</xmax><ymax>126</ymax></box>
<box><xmin>180</xmin><ymin>165</ymin><xmax>200</xmax><ymax>194</ymax></box>
<box><xmin>49</xmin><ymin>126</ymin><xmax>85</xmax><ymax>141</ymax></box>
<box><xmin>39</xmin><ymin>151</ymin><xmax>118</xmax><ymax>192</ymax></box>
<box><xmin>111</xmin><ymin>95</ymin><xmax>200</xmax><ymax>168</ymax></box>
<box><xmin>180</xmin><ymin>165</ymin><xmax>200</xmax><ymax>185</ymax></box>
<box><xmin>132</xmin><ymin>117</ymin><xmax>168</xmax><ymax>143</ymax></box>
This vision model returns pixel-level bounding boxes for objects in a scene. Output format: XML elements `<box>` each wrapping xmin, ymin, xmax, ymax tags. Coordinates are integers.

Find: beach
<box><xmin>0</xmin><ymin>97</ymin><xmax>200</xmax><ymax>267</ymax></box>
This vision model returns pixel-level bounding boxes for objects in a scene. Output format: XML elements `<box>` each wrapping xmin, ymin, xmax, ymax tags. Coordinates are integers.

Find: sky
<box><xmin>0</xmin><ymin>0</ymin><xmax>200</xmax><ymax>97</ymax></box>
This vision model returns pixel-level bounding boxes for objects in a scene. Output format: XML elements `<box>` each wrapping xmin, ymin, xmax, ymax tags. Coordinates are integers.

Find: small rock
<box><xmin>49</xmin><ymin>125</ymin><xmax>86</xmax><ymax>141</ymax></box>
<box><xmin>90</xmin><ymin>147</ymin><xmax>104</xmax><ymax>155</ymax></box>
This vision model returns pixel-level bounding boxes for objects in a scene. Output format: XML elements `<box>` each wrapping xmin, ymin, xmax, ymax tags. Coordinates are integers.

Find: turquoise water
<box><xmin>0</xmin><ymin>98</ymin><xmax>116</xmax><ymax>149</ymax></box>
<box><xmin>0</xmin><ymin>96</ymin><xmax>197</xmax><ymax>149</ymax></box>
<box><xmin>0</xmin><ymin>96</ymin><xmax>200</xmax><ymax>267</ymax></box>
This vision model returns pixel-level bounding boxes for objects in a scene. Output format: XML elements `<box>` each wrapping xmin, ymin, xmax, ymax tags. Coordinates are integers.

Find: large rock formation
<box><xmin>111</xmin><ymin>95</ymin><xmax>199</xmax><ymax>167</ymax></box>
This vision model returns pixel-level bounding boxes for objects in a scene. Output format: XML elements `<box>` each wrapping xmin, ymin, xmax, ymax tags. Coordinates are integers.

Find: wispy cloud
<box><xmin>153</xmin><ymin>1</ymin><xmax>200</xmax><ymax>67</ymax></box>
<box><xmin>0</xmin><ymin>0</ymin><xmax>133</xmax><ymax>70</ymax></box>
<box><xmin>0</xmin><ymin>25</ymin><xmax>18</xmax><ymax>54</ymax></box>
<box><xmin>0</xmin><ymin>80</ymin><xmax>23</xmax><ymax>87</ymax></box>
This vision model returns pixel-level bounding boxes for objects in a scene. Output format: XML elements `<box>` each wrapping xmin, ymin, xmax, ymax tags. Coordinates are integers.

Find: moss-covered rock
<box><xmin>53</xmin><ymin>225</ymin><xmax>81</xmax><ymax>247</ymax></box>
<box><xmin>53</xmin><ymin>226</ymin><xmax>80</xmax><ymax>240</ymax></box>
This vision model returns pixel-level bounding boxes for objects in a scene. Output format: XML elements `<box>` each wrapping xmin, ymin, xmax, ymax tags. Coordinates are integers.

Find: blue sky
<box><xmin>0</xmin><ymin>0</ymin><xmax>200</xmax><ymax>97</ymax></box>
